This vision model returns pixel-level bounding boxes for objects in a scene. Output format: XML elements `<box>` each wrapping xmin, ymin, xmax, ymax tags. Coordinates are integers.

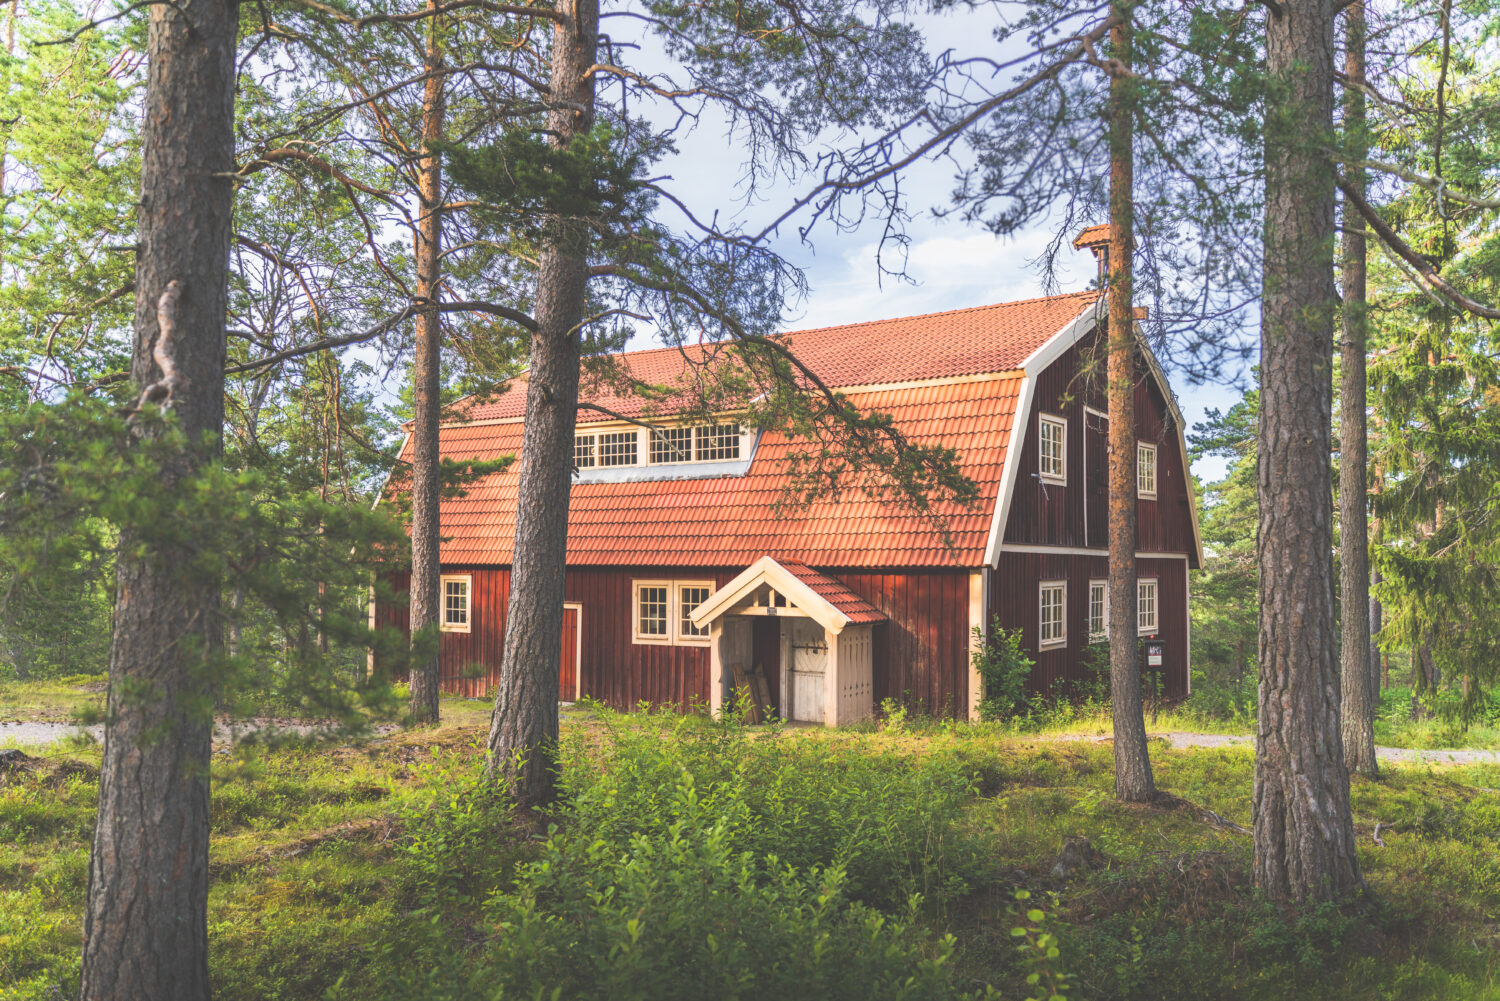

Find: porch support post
<box><xmin>824</xmin><ymin>627</ymin><xmax>841</xmax><ymax>727</ymax></box>
<box><xmin>708</xmin><ymin>618</ymin><xmax>725</xmax><ymax>718</ymax></box>
<box><xmin>967</xmin><ymin>572</ymin><xmax>986</xmax><ymax>720</ymax></box>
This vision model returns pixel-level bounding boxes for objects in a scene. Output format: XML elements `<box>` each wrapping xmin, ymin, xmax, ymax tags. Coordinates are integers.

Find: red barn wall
<box><xmin>987</xmin><ymin>552</ymin><xmax>1188</xmax><ymax>699</ymax></box>
<box><xmin>373</xmin><ymin>566</ymin><xmax>975</xmax><ymax>715</ymax></box>
<box><xmin>1003</xmin><ymin>328</ymin><xmax>1197</xmax><ymax>559</ymax></box>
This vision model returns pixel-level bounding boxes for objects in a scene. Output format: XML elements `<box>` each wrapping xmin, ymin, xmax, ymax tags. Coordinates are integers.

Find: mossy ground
<box><xmin>2</xmin><ymin>692</ymin><xmax>1498</xmax><ymax>1000</ymax></box>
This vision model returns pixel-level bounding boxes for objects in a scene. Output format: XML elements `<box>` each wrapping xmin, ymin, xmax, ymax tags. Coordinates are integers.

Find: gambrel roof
<box><xmin>386</xmin><ymin>289</ymin><xmax>1200</xmax><ymax>569</ymax></box>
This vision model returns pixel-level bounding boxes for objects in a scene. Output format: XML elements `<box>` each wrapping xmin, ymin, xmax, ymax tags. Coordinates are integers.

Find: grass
<box><xmin>2</xmin><ymin>694</ymin><xmax>1499</xmax><ymax>999</ymax></box>
<box><xmin>0</xmin><ymin>675</ymin><xmax>104</xmax><ymax>724</ymax></box>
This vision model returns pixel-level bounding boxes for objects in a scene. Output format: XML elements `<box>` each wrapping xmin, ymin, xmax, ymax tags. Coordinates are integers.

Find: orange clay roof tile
<box><xmin>778</xmin><ymin>560</ymin><xmax>888</xmax><ymax>623</ymax></box>
<box><xmin>392</xmin><ymin>292</ymin><xmax>1100</xmax><ymax>569</ymax></box>
<box><xmin>452</xmin><ymin>291</ymin><xmax>1098</xmax><ymax>422</ymax></box>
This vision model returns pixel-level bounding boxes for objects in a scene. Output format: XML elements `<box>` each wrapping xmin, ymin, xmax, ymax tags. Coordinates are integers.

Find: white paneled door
<box><xmin>789</xmin><ymin>619</ymin><xmax>827</xmax><ymax>723</ymax></box>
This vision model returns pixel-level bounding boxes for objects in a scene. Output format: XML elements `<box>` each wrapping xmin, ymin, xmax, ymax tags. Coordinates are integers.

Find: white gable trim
<box><xmin>983</xmin><ymin>299</ymin><xmax>1106</xmax><ymax>567</ymax></box>
<box><xmin>1133</xmin><ymin>328</ymin><xmax>1206</xmax><ymax>566</ymax></box>
<box><xmin>688</xmin><ymin>556</ymin><xmax>851</xmax><ymax>635</ymax></box>
<box><xmin>981</xmin><ymin>297</ymin><xmax>1206</xmax><ymax>569</ymax></box>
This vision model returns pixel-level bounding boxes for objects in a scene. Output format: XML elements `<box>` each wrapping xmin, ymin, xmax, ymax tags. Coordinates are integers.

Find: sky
<box><xmin>633</xmin><ymin>113</ymin><xmax>1249</xmax><ymax>485</ymax></box>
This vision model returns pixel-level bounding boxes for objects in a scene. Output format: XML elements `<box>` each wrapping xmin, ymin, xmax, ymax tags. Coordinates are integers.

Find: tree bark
<box><xmin>80</xmin><ymin>2</ymin><xmax>237</xmax><ymax>998</ymax></box>
<box><xmin>1338</xmin><ymin>0</ymin><xmax>1376</xmax><ymax>777</ymax></box>
<box><xmin>1105</xmin><ymin>3</ymin><xmax>1155</xmax><ymax>804</ymax></box>
<box><xmin>408</xmin><ymin>5</ymin><xmax>446</xmax><ymax>724</ymax></box>
<box><xmin>485</xmin><ymin>0</ymin><xmax>597</xmax><ymax>806</ymax></box>
<box><xmin>1253</xmin><ymin>0</ymin><xmax>1362</xmax><ymax>903</ymax></box>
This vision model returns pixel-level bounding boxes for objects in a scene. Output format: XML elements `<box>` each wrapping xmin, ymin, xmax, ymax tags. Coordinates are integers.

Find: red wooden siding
<box><xmin>832</xmin><ymin>570</ymin><xmax>970</xmax><ymax>714</ymax></box>
<box><xmin>988</xmin><ymin>551</ymin><xmax>1188</xmax><ymax>699</ymax></box>
<box><xmin>1003</xmin><ymin>327</ymin><xmax>1197</xmax><ymax>563</ymax></box>
<box><xmin>374</xmin><ymin>566</ymin><xmax>975</xmax><ymax>716</ymax></box>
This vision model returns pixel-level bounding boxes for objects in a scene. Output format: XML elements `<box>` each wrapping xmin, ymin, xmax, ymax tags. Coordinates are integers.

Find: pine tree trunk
<box><xmin>1369</xmin><ymin>562</ymin><xmax>1382</xmax><ymax>696</ymax></box>
<box><xmin>79</xmin><ymin>2</ymin><xmax>237</xmax><ymax>997</ymax></box>
<box><xmin>1253</xmin><ymin>0</ymin><xmax>1362</xmax><ymax>903</ymax></box>
<box><xmin>1338</xmin><ymin>0</ymin><xmax>1376</xmax><ymax>777</ymax></box>
<box><xmin>408</xmin><ymin>7</ymin><xmax>446</xmax><ymax>724</ymax></box>
<box><xmin>1105</xmin><ymin>4</ymin><xmax>1154</xmax><ymax>804</ymax></box>
<box><xmin>485</xmin><ymin>0</ymin><xmax>597</xmax><ymax>807</ymax></box>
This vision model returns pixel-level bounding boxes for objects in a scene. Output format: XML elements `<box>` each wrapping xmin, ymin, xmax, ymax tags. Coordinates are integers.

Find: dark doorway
<box><xmin>751</xmin><ymin>618</ymin><xmax>782</xmax><ymax>718</ymax></box>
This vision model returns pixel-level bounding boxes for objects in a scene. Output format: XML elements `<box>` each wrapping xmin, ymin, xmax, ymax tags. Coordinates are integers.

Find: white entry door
<box><xmin>789</xmin><ymin>619</ymin><xmax>827</xmax><ymax>723</ymax></box>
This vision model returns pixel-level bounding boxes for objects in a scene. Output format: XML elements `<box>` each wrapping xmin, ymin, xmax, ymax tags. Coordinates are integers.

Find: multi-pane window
<box><xmin>599</xmin><ymin>430</ymin><xmax>638</xmax><ymax>467</ymax></box>
<box><xmin>1137</xmin><ymin>578</ymin><xmax>1159</xmax><ymax>635</ymax></box>
<box><xmin>695</xmin><ymin>423</ymin><xmax>741</xmax><ymax>461</ymax></box>
<box><xmin>441</xmin><ymin>575</ymin><xmax>471</xmax><ymax>633</ymax></box>
<box><xmin>1039</xmin><ymin>581</ymin><xmax>1066</xmax><ymax>647</ymax></box>
<box><xmin>574</xmin><ymin>434</ymin><xmax>596</xmax><ymax>469</ymax></box>
<box><xmin>650</xmin><ymin>426</ymin><xmax>694</xmax><ymax>464</ymax></box>
<box><xmin>1137</xmin><ymin>442</ymin><xmax>1157</xmax><ymax>498</ymax></box>
<box><xmin>573</xmin><ymin>423</ymin><xmax>743</xmax><ymax>470</ymax></box>
<box><xmin>635</xmin><ymin>584</ymin><xmax>670</xmax><ymax>640</ymax></box>
<box><xmin>1088</xmin><ymin>580</ymin><xmax>1107</xmax><ymax>642</ymax></box>
<box><xmin>678</xmin><ymin>584</ymin><xmax>714</xmax><ymax>640</ymax></box>
<box><xmin>1039</xmin><ymin>415</ymin><xmax>1066</xmax><ymax>482</ymax></box>
<box><xmin>634</xmin><ymin>579</ymin><xmax>715</xmax><ymax>645</ymax></box>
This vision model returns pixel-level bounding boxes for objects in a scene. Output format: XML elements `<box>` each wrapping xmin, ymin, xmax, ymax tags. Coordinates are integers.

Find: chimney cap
<box><xmin>1072</xmin><ymin>224</ymin><xmax>1110</xmax><ymax>251</ymax></box>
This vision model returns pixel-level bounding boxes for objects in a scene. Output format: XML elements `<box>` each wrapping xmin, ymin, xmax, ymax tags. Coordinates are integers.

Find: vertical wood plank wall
<box><xmin>375</xmin><ymin>566</ymin><xmax>975</xmax><ymax>716</ymax></box>
<box><xmin>988</xmin><ymin>551</ymin><xmax>1188</xmax><ymax>699</ymax></box>
<box><xmin>1003</xmin><ymin>328</ymin><xmax>1197</xmax><ymax>556</ymax></box>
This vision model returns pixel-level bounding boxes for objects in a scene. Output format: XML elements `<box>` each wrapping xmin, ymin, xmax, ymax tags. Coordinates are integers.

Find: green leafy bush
<box><xmin>973</xmin><ymin>620</ymin><xmax>1035</xmax><ymax>722</ymax></box>
<box><xmin>554</xmin><ymin>710</ymin><xmax>985</xmax><ymax>911</ymax></box>
<box><xmin>478</xmin><ymin>785</ymin><xmax>968</xmax><ymax>1001</ymax></box>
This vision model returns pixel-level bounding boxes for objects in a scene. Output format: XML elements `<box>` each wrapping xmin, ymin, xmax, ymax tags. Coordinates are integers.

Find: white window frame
<box><xmin>695</xmin><ymin>423</ymin><xmax>741</xmax><ymax>462</ymax></box>
<box><xmin>1137</xmin><ymin>577</ymin><xmax>1159</xmax><ymax>636</ymax></box>
<box><xmin>1038</xmin><ymin>414</ymin><xmax>1067</xmax><ymax>484</ymax></box>
<box><xmin>1137</xmin><ymin>442</ymin><xmax>1158</xmax><ymax>499</ymax></box>
<box><xmin>675</xmin><ymin>581</ymin><xmax>716</xmax><ymax>646</ymax></box>
<box><xmin>633</xmin><ymin>579</ymin><xmax>716</xmax><ymax>646</ymax></box>
<box><xmin>440</xmin><ymin>574</ymin><xmax>472</xmax><ymax>633</ymax></box>
<box><xmin>650</xmin><ymin>426</ymin><xmax>695</xmax><ymax>464</ymax></box>
<box><xmin>574</xmin><ymin>433</ymin><xmax>596</xmax><ymax>469</ymax></box>
<box><xmin>1039</xmin><ymin>580</ymin><xmax>1067</xmax><ymax>649</ymax></box>
<box><xmin>1088</xmin><ymin>579</ymin><xmax>1108</xmax><ymax>643</ymax></box>
<box><xmin>633</xmin><ymin>580</ymin><xmax>673</xmax><ymax>644</ymax></box>
<box><xmin>598</xmin><ymin>429</ymin><xmax>640</xmax><ymax>467</ymax></box>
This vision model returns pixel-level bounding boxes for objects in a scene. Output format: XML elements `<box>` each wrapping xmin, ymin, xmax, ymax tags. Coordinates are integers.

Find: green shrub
<box><xmin>973</xmin><ymin>620</ymin><xmax>1034</xmax><ymax>722</ymax></box>
<box><xmin>476</xmin><ymin>792</ymin><xmax>971</xmax><ymax>1001</ymax></box>
<box><xmin>554</xmin><ymin>710</ymin><xmax>985</xmax><ymax>911</ymax></box>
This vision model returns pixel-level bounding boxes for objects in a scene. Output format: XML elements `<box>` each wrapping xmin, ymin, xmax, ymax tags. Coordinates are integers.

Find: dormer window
<box><xmin>598</xmin><ymin>430</ymin><xmax>638</xmax><ymax>467</ymax></box>
<box><xmin>574</xmin><ymin>435</ymin><xmax>596</xmax><ymax>469</ymax></box>
<box><xmin>1039</xmin><ymin>414</ymin><xmax>1067</xmax><ymax>483</ymax></box>
<box><xmin>573</xmin><ymin>422</ymin><xmax>746</xmax><ymax>472</ymax></box>
<box><xmin>696</xmin><ymin>424</ymin><xmax>741</xmax><ymax>461</ymax></box>
<box><xmin>650</xmin><ymin>427</ymin><xmax>694</xmax><ymax>464</ymax></box>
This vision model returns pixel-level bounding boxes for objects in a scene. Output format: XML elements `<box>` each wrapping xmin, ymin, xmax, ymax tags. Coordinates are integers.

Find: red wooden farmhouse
<box><xmin>377</xmin><ymin>241</ymin><xmax>1203</xmax><ymax>724</ymax></box>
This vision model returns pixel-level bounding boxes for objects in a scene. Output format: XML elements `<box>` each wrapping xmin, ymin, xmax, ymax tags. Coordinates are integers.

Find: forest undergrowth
<box><xmin>2</xmin><ymin>697</ymin><xmax>1499</xmax><ymax>1000</ymax></box>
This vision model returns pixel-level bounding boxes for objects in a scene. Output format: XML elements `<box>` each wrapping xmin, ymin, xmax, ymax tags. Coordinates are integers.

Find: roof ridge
<box><xmin>547</xmin><ymin>289</ymin><xmax>1104</xmax><ymax>368</ymax></box>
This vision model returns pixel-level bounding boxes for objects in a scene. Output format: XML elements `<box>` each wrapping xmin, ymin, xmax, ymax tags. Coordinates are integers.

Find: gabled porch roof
<box><xmin>689</xmin><ymin>556</ymin><xmax>886</xmax><ymax>635</ymax></box>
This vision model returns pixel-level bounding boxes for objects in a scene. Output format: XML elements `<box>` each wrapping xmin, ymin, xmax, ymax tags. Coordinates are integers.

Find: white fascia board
<box><xmin>689</xmin><ymin>555</ymin><xmax>851</xmax><ymax>634</ymax></box>
<box><xmin>1132</xmin><ymin>323</ymin><xmax>1206</xmax><ymax>567</ymax></box>
<box><xmin>983</xmin><ymin>299</ymin><xmax>1106</xmax><ymax>568</ymax></box>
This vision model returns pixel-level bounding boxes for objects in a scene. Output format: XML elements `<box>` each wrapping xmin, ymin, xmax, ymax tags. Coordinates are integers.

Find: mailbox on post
<box><xmin>1142</xmin><ymin>640</ymin><xmax>1166</xmax><ymax>723</ymax></box>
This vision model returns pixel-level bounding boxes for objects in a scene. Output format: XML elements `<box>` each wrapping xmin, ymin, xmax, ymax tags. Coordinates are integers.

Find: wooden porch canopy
<box><xmin>689</xmin><ymin>556</ymin><xmax>886</xmax><ymax>635</ymax></box>
<box><xmin>692</xmin><ymin>557</ymin><xmax>885</xmax><ymax>727</ymax></box>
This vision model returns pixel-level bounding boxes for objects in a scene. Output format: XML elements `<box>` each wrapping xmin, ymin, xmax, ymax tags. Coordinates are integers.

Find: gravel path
<box><xmin>0</xmin><ymin>718</ymin><xmax>396</xmax><ymax>749</ymax></box>
<box><xmin>1049</xmin><ymin>730</ymin><xmax>1500</xmax><ymax>766</ymax></box>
